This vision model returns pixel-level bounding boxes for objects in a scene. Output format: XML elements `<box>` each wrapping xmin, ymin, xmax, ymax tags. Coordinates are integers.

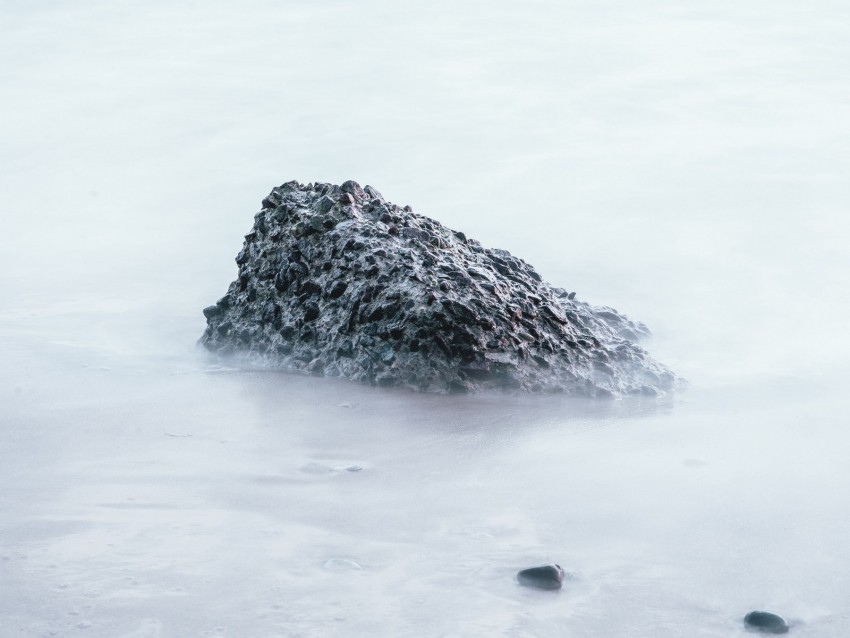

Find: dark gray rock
<box><xmin>200</xmin><ymin>180</ymin><xmax>675</xmax><ymax>395</ymax></box>
<box><xmin>516</xmin><ymin>564</ymin><xmax>565</xmax><ymax>590</ymax></box>
<box><xmin>744</xmin><ymin>611</ymin><xmax>790</xmax><ymax>634</ymax></box>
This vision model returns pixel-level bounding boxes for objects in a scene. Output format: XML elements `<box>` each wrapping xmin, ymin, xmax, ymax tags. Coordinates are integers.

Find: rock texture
<box><xmin>200</xmin><ymin>180</ymin><xmax>674</xmax><ymax>395</ymax></box>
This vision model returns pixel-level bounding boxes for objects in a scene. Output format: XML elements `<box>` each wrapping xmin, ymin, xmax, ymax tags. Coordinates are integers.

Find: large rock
<box><xmin>200</xmin><ymin>180</ymin><xmax>675</xmax><ymax>395</ymax></box>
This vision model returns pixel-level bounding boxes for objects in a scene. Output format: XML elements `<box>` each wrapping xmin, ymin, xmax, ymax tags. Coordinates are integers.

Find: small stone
<box><xmin>744</xmin><ymin>611</ymin><xmax>790</xmax><ymax>634</ymax></box>
<box><xmin>516</xmin><ymin>564</ymin><xmax>564</xmax><ymax>590</ymax></box>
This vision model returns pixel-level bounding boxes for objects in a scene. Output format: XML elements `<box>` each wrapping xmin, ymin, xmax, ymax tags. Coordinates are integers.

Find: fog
<box><xmin>2</xmin><ymin>1</ymin><xmax>850</xmax><ymax>636</ymax></box>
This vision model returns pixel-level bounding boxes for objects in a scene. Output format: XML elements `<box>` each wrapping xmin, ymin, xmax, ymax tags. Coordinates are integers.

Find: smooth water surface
<box><xmin>2</xmin><ymin>1</ymin><xmax>850</xmax><ymax>636</ymax></box>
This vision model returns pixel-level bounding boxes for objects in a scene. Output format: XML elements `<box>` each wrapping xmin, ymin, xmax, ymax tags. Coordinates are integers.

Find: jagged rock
<box><xmin>200</xmin><ymin>180</ymin><xmax>675</xmax><ymax>395</ymax></box>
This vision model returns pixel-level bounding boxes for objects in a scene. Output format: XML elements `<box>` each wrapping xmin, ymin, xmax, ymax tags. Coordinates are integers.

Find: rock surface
<box><xmin>200</xmin><ymin>180</ymin><xmax>675</xmax><ymax>395</ymax></box>
<box><xmin>516</xmin><ymin>564</ymin><xmax>565</xmax><ymax>590</ymax></box>
<box><xmin>744</xmin><ymin>611</ymin><xmax>790</xmax><ymax>634</ymax></box>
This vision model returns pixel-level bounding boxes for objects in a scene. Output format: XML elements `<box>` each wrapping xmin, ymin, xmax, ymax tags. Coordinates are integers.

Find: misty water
<box><xmin>2</xmin><ymin>2</ymin><xmax>850</xmax><ymax>636</ymax></box>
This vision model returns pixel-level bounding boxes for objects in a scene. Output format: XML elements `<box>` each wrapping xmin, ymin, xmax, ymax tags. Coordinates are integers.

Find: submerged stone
<box><xmin>744</xmin><ymin>611</ymin><xmax>790</xmax><ymax>634</ymax></box>
<box><xmin>516</xmin><ymin>564</ymin><xmax>565</xmax><ymax>590</ymax></box>
<box><xmin>200</xmin><ymin>180</ymin><xmax>675</xmax><ymax>395</ymax></box>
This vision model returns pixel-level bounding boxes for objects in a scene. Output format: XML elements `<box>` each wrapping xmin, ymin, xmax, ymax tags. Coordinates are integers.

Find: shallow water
<box><xmin>3</xmin><ymin>1</ymin><xmax>850</xmax><ymax>636</ymax></box>
<box><xmin>4</xmin><ymin>323</ymin><xmax>850</xmax><ymax>637</ymax></box>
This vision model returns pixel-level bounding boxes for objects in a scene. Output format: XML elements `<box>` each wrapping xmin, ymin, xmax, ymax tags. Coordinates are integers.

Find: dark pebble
<box><xmin>516</xmin><ymin>564</ymin><xmax>564</xmax><ymax>590</ymax></box>
<box><xmin>744</xmin><ymin>611</ymin><xmax>790</xmax><ymax>634</ymax></box>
